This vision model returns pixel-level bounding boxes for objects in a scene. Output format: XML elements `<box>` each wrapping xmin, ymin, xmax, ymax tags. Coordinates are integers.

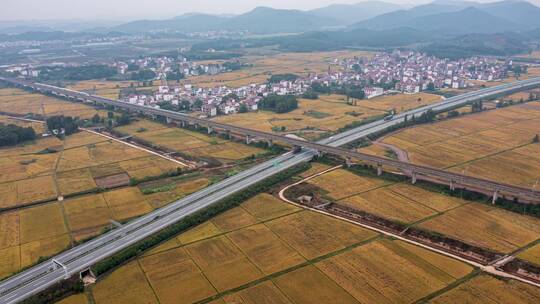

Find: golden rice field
<box><xmin>308</xmin><ymin>166</ymin><xmax>540</xmax><ymax>254</ymax></box>
<box><xmin>367</xmin><ymin>102</ymin><xmax>540</xmax><ymax>188</ymax></box>
<box><xmin>183</xmin><ymin>51</ymin><xmax>374</xmax><ymax>88</ymax></box>
<box><xmin>115</xmin><ymin>119</ymin><xmax>264</xmax><ymax>163</ymax></box>
<box><xmin>0</xmin><ymin>88</ymin><xmax>103</xmax><ymax>119</ymax></box>
<box><xmin>214</xmin><ymin>92</ymin><xmax>440</xmax><ymax>136</ymax></box>
<box><xmin>418</xmin><ymin>203</ymin><xmax>540</xmax><ymax>253</ymax></box>
<box><xmin>73</xmin><ymin>190</ymin><xmax>540</xmax><ymax>304</ymax></box>
<box><xmin>429</xmin><ymin>274</ymin><xmax>540</xmax><ymax>304</ymax></box>
<box><xmin>0</xmin><ymin>127</ymin><xmax>210</xmax><ymax>277</ymax></box>
<box><xmin>308</xmin><ymin>168</ymin><xmax>388</xmax><ymax>200</ymax></box>
<box><xmin>0</xmin><ymin>115</ymin><xmax>46</xmax><ymax>133</ymax></box>
<box><xmin>517</xmin><ymin>243</ymin><xmax>540</xmax><ymax>266</ymax></box>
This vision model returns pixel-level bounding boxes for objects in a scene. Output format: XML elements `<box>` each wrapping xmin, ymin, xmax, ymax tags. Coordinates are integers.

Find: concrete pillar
<box><xmin>246</xmin><ymin>135</ymin><xmax>251</xmax><ymax>145</ymax></box>
<box><xmin>267</xmin><ymin>139</ymin><xmax>273</xmax><ymax>147</ymax></box>
<box><xmin>180</xmin><ymin>120</ymin><xmax>186</xmax><ymax>128</ymax></box>
<box><xmin>492</xmin><ymin>190</ymin><xmax>499</xmax><ymax>205</ymax></box>
<box><xmin>207</xmin><ymin>126</ymin><xmax>213</xmax><ymax>134</ymax></box>
<box><xmin>450</xmin><ymin>179</ymin><xmax>455</xmax><ymax>191</ymax></box>
<box><xmin>377</xmin><ymin>163</ymin><xmax>383</xmax><ymax>176</ymax></box>
<box><xmin>411</xmin><ymin>172</ymin><xmax>417</xmax><ymax>184</ymax></box>
<box><xmin>166</xmin><ymin>117</ymin><xmax>172</xmax><ymax>124</ymax></box>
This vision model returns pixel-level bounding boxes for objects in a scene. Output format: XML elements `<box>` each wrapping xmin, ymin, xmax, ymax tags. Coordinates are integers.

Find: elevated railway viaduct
<box><xmin>2</xmin><ymin>77</ymin><xmax>540</xmax><ymax>204</ymax></box>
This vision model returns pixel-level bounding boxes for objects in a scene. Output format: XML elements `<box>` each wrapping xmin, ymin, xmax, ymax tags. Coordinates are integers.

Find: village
<box><xmin>121</xmin><ymin>50</ymin><xmax>514</xmax><ymax>117</ymax></box>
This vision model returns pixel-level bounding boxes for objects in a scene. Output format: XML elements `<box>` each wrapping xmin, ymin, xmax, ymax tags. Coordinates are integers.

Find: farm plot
<box><xmin>308</xmin><ymin>169</ymin><xmax>388</xmax><ymax>200</ymax></box>
<box><xmin>418</xmin><ymin>203</ymin><xmax>540</xmax><ymax>253</ymax></box>
<box><xmin>273</xmin><ymin>266</ymin><xmax>359</xmax><ymax>304</ymax></box>
<box><xmin>372</xmin><ymin>103</ymin><xmax>540</xmax><ymax>186</ymax></box>
<box><xmin>266</xmin><ymin>211</ymin><xmax>377</xmax><ymax>260</ymax></box>
<box><xmin>116</xmin><ymin>120</ymin><xmax>263</xmax><ymax>162</ymax></box>
<box><xmin>316</xmin><ymin>239</ymin><xmax>472</xmax><ymax>304</ymax></box>
<box><xmin>517</xmin><ymin>243</ymin><xmax>540</xmax><ymax>266</ymax></box>
<box><xmin>430</xmin><ymin>274</ymin><xmax>540</xmax><ymax>304</ymax></box>
<box><xmin>92</xmin><ymin>261</ymin><xmax>159</xmax><ymax>304</ymax></box>
<box><xmin>358</xmin><ymin>92</ymin><xmax>442</xmax><ymax>113</ymax></box>
<box><xmin>102</xmin><ymin>187</ymin><xmax>153</xmax><ymax>221</ymax></box>
<box><xmin>221</xmin><ymin>281</ymin><xmax>291</xmax><ymax>304</ymax></box>
<box><xmin>339</xmin><ymin>187</ymin><xmax>438</xmax><ymax>224</ymax></box>
<box><xmin>0</xmin><ymin>88</ymin><xmax>101</xmax><ymax>119</ymax></box>
<box><xmin>185</xmin><ymin>236</ymin><xmax>263</xmax><ymax>292</ymax></box>
<box><xmin>215</xmin><ymin>97</ymin><xmax>385</xmax><ymax>134</ymax></box>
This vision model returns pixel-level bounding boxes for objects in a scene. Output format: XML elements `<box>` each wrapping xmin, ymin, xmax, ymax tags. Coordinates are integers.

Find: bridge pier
<box><xmin>492</xmin><ymin>190</ymin><xmax>499</xmax><ymax>205</ymax></box>
<box><xmin>166</xmin><ymin>117</ymin><xmax>172</xmax><ymax>124</ymax></box>
<box><xmin>267</xmin><ymin>139</ymin><xmax>273</xmax><ymax>147</ymax></box>
<box><xmin>450</xmin><ymin>179</ymin><xmax>455</xmax><ymax>191</ymax></box>
<box><xmin>411</xmin><ymin>172</ymin><xmax>417</xmax><ymax>184</ymax></box>
<box><xmin>207</xmin><ymin>126</ymin><xmax>213</xmax><ymax>134</ymax></box>
<box><xmin>377</xmin><ymin>163</ymin><xmax>382</xmax><ymax>176</ymax></box>
<box><xmin>246</xmin><ymin>135</ymin><xmax>251</xmax><ymax>145</ymax></box>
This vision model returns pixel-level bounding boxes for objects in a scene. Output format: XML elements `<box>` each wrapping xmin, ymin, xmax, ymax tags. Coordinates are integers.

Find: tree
<box><xmin>426</xmin><ymin>82</ymin><xmax>435</xmax><ymax>91</ymax></box>
<box><xmin>193</xmin><ymin>99</ymin><xmax>203</xmax><ymax>110</ymax></box>
<box><xmin>238</xmin><ymin>104</ymin><xmax>248</xmax><ymax>113</ymax></box>
<box><xmin>92</xmin><ymin>114</ymin><xmax>101</xmax><ymax>124</ymax></box>
<box><xmin>302</xmin><ymin>90</ymin><xmax>318</xmax><ymax>100</ymax></box>
<box><xmin>0</xmin><ymin>123</ymin><xmax>36</xmax><ymax>147</ymax></box>
<box><xmin>533</xmin><ymin>134</ymin><xmax>540</xmax><ymax>144</ymax></box>
<box><xmin>107</xmin><ymin>111</ymin><xmax>114</xmax><ymax>119</ymax></box>
<box><xmin>46</xmin><ymin>115</ymin><xmax>78</xmax><ymax>136</ymax></box>
<box><xmin>117</xmin><ymin>113</ymin><xmax>131</xmax><ymax>126</ymax></box>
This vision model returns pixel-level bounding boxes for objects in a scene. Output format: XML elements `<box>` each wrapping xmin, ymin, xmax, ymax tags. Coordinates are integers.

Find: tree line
<box><xmin>0</xmin><ymin>123</ymin><xmax>36</xmax><ymax>147</ymax></box>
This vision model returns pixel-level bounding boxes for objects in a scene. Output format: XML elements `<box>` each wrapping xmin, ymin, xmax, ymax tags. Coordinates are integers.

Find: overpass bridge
<box><xmin>3</xmin><ymin>77</ymin><xmax>540</xmax><ymax>203</ymax></box>
<box><xmin>1</xmin><ymin>76</ymin><xmax>540</xmax><ymax>303</ymax></box>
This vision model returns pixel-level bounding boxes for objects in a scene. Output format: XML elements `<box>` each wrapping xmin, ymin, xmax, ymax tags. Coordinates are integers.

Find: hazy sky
<box><xmin>0</xmin><ymin>0</ymin><xmax>534</xmax><ymax>21</ymax></box>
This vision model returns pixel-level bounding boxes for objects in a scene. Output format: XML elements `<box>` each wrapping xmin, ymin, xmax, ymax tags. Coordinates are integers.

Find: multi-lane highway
<box><xmin>0</xmin><ymin>76</ymin><xmax>540</xmax><ymax>303</ymax></box>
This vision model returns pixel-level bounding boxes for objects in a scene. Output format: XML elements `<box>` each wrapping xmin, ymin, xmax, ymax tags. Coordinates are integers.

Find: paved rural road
<box><xmin>1</xmin><ymin>77</ymin><xmax>540</xmax><ymax>303</ymax></box>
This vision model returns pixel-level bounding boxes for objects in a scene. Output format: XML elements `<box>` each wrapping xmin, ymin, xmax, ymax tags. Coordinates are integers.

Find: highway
<box><xmin>0</xmin><ymin>76</ymin><xmax>540</xmax><ymax>303</ymax></box>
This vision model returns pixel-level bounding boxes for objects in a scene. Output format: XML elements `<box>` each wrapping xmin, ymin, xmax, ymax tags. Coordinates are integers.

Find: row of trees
<box><xmin>38</xmin><ymin>65</ymin><xmax>117</xmax><ymax>81</ymax></box>
<box><xmin>311</xmin><ymin>82</ymin><xmax>365</xmax><ymax>100</ymax></box>
<box><xmin>0</xmin><ymin>123</ymin><xmax>36</xmax><ymax>147</ymax></box>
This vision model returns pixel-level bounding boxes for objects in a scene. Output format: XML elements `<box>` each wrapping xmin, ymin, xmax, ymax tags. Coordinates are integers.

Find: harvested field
<box><xmin>340</xmin><ymin>187</ymin><xmax>438</xmax><ymax>224</ymax></box>
<box><xmin>418</xmin><ymin>203</ymin><xmax>540</xmax><ymax>253</ymax></box>
<box><xmin>228</xmin><ymin>224</ymin><xmax>306</xmax><ymax>274</ymax></box>
<box><xmin>19</xmin><ymin>203</ymin><xmax>67</xmax><ymax>244</ymax></box>
<box><xmin>430</xmin><ymin>274</ymin><xmax>540</xmax><ymax>304</ymax></box>
<box><xmin>177</xmin><ymin>222</ymin><xmax>222</xmax><ymax>245</ymax></box>
<box><xmin>140</xmin><ymin>247</ymin><xmax>217</xmax><ymax>304</ymax></box>
<box><xmin>20</xmin><ymin>234</ymin><xmax>70</xmax><ymax>267</ymax></box>
<box><xmin>371</xmin><ymin>103</ymin><xmax>540</xmax><ymax>187</ymax></box>
<box><xmin>64</xmin><ymin>195</ymin><xmax>112</xmax><ymax>234</ymax></box>
<box><xmin>211</xmin><ymin>207</ymin><xmax>258</xmax><ymax>233</ymax></box>
<box><xmin>0</xmin><ymin>88</ymin><xmax>101</xmax><ymax>119</ymax></box>
<box><xmin>116</xmin><ymin>120</ymin><xmax>263</xmax><ymax>163</ymax></box>
<box><xmin>358</xmin><ymin>92</ymin><xmax>442</xmax><ymax>113</ymax></box>
<box><xmin>266</xmin><ymin>211</ymin><xmax>377</xmax><ymax>260</ymax></box>
<box><xmin>0</xmin><ymin>212</ymin><xmax>19</xmax><ymax>249</ymax></box>
<box><xmin>517</xmin><ymin>243</ymin><xmax>540</xmax><ymax>266</ymax></box>
<box><xmin>222</xmin><ymin>281</ymin><xmax>291</xmax><ymax>304</ymax></box>
<box><xmin>316</xmin><ymin>239</ymin><xmax>472</xmax><ymax>304</ymax></box>
<box><xmin>215</xmin><ymin>97</ymin><xmax>385</xmax><ymax>134</ymax></box>
<box><xmin>387</xmin><ymin>183</ymin><xmax>465</xmax><ymax>212</ymax></box>
<box><xmin>308</xmin><ymin>169</ymin><xmax>387</xmax><ymax>200</ymax></box>
<box><xmin>185</xmin><ymin>236</ymin><xmax>263</xmax><ymax>291</ymax></box>
<box><xmin>55</xmin><ymin>294</ymin><xmax>88</xmax><ymax>304</ymax></box>
<box><xmin>0</xmin><ymin>115</ymin><xmax>46</xmax><ymax>133</ymax></box>
<box><xmin>94</xmin><ymin>173</ymin><xmax>130</xmax><ymax>189</ymax></box>
<box><xmin>119</xmin><ymin>156</ymin><xmax>180</xmax><ymax>179</ymax></box>
<box><xmin>57</xmin><ymin>168</ymin><xmax>97</xmax><ymax>195</ymax></box>
<box><xmin>102</xmin><ymin>187</ymin><xmax>153</xmax><ymax>221</ymax></box>
<box><xmin>0</xmin><ymin>247</ymin><xmax>20</xmax><ymax>279</ymax></box>
<box><xmin>298</xmin><ymin>162</ymin><xmax>332</xmax><ymax>178</ymax></box>
<box><xmin>14</xmin><ymin>175</ymin><xmax>57</xmax><ymax>205</ymax></box>
<box><xmin>273</xmin><ymin>265</ymin><xmax>359</xmax><ymax>304</ymax></box>
<box><xmin>241</xmin><ymin>193</ymin><xmax>300</xmax><ymax>221</ymax></box>
<box><xmin>92</xmin><ymin>261</ymin><xmax>158</xmax><ymax>304</ymax></box>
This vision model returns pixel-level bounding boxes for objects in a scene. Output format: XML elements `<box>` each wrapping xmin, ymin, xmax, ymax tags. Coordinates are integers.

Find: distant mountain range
<box><xmin>2</xmin><ymin>1</ymin><xmax>540</xmax><ymax>42</ymax></box>
<box><xmin>351</xmin><ymin>0</ymin><xmax>540</xmax><ymax>33</ymax></box>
